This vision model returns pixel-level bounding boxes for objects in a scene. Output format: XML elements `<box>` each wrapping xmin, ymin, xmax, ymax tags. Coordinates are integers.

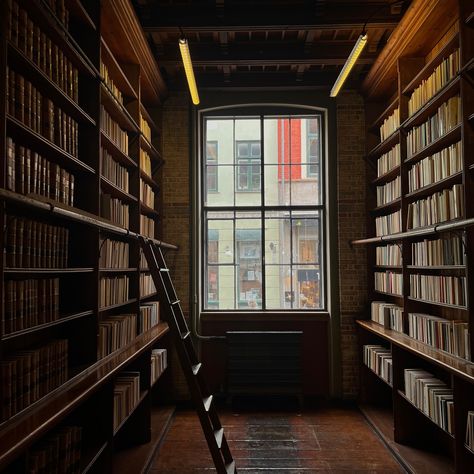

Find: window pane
<box><xmin>237</xmin><ymin>261</ymin><xmax>262</xmax><ymax>309</ymax></box>
<box><xmin>205</xmin><ymin>165</ymin><xmax>234</xmax><ymax>206</ymax></box>
<box><xmin>263</xmin><ymin>118</ymin><xmax>289</xmax><ymax>165</ymax></box>
<box><xmin>206</xmin><ymin>265</ymin><xmax>219</xmax><ymax>309</ymax></box>
<box><xmin>265</xmin><ymin>214</ymin><xmax>291</xmax><ymax>265</ymax></box>
<box><xmin>292</xmin><ymin>217</ymin><xmax>320</xmax><ymax>264</ymax></box>
<box><xmin>264</xmin><ymin>164</ymin><xmax>290</xmax><ymax>206</ymax></box>
<box><xmin>293</xmin><ymin>265</ymin><xmax>321</xmax><ymax>309</ymax></box>
<box><xmin>265</xmin><ymin>265</ymin><xmax>292</xmax><ymax>309</ymax></box>
<box><xmin>207</xmin><ymin>217</ymin><xmax>234</xmax><ymax>264</ymax></box>
<box><xmin>290</xmin><ymin>165</ymin><xmax>319</xmax><ymax>205</ymax></box>
<box><xmin>205</xmin><ymin>266</ymin><xmax>235</xmax><ymax>310</ymax></box>
<box><xmin>235</xmin><ymin>162</ymin><xmax>262</xmax><ymax>205</ymax></box>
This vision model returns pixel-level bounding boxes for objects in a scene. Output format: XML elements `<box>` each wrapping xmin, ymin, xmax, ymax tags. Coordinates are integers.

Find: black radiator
<box><xmin>226</xmin><ymin>331</ymin><xmax>302</xmax><ymax>397</ymax></box>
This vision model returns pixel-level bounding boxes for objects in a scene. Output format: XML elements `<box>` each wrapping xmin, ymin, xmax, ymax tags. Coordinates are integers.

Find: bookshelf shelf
<box><xmin>371</xmin><ymin>198</ymin><xmax>402</xmax><ymax>214</ymax></box>
<box><xmin>368</xmin><ymin>130</ymin><xmax>400</xmax><ymax>159</ymax></box>
<box><xmin>100</xmin><ymin>176</ymin><xmax>138</xmax><ymax>203</ymax></box>
<box><xmin>99</xmin><ymin>299</ymin><xmax>138</xmax><ymax>313</ymax></box>
<box><xmin>465</xmin><ymin>444</ymin><xmax>474</xmax><ymax>455</ymax></box>
<box><xmin>100</xmin><ymin>83</ymin><xmax>140</xmax><ymax>133</ymax></box>
<box><xmin>7</xmin><ymin>42</ymin><xmax>96</xmax><ymax>126</ymax></box>
<box><xmin>374</xmin><ymin>265</ymin><xmax>403</xmax><ymax>270</ymax></box>
<box><xmin>140</xmin><ymin>135</ymin><xmax>163</xmax><ymax>163</ymax></box>
<box><xmin>401</xmin><ymin>75</ymin><xmax>461</xmax><ymax>130</ymax></box>
<box><xmin>363</xmin><ymin>363</ymin><xmax>393</xmax><ymax>388</ymax></box>
<box><xmin>101</xmin><ymin>131</ymin><xmax>137</xmax><ymax>169</ymax></box>
<box><xmin>404</xmin><ymin>124</ymin><xmax>462</xmax><ymax>165</ymax></box>
<box><xmin>371</xmin><ymin>166</ymin><xmax>400</xmax><ymax>185</ymax></box>
<box><xmin>404</xmin><ymin>170</ymin><xmax>463</xmax><ymax>200</ymax></box>
<box><xmin>397</xmin><ymin>390</ymin><xmax>455</xmax><ymax>439</ymax></box>
<box><xmin>141</xmin><ymin>292</ymin><xmax>158</xmax><ymax>300</ymax></box>
<box><xmin>7</xmin><ymin>115</ymin><xmax>96</xmax><ymax>174</ymax></box>
<box><xmin>374</xmin><ymin>290</ymin><xmax>403</xmax><ymax>298</ymax></box>
<box><xmin>403</xmin><ymin>34</ymin><xmax>459</xmax><ymax>96</ymax></box>
<box><xmin>140</xmin><ymin>170</ymin><xmax>160</xmax><ymax>190</ymax></box>
<box><xmin>407</xmin><ymin>296</ymin><xmax>468</xmax><ymax>310</ymax></box>
<box><xmin>99</xmin><ymin>268</ymin><xmax>138</xmax><ymax>273</ymax></box>
<box><xmin>1</xmin><ymin>310</ymin><xmax>95</xmax><ymax>341</ymax></box>
<box><xmin>406</xmin><ymin>265</ymin><xmax>465</xmax><ymax>271</ymax></box>
<box><xmin>140</xmin><ymin>203</ymin><xmax>160</xmax><ymax>218</ymax></box>
<box><xmin>140</xmin><ymin>103</ymin><xmax>161</xmax><ymax>135</ymax></box>
<box><xmin>81</xmin><ymin>441</ymin><xmax>110</xmax><ymax>474</ymax></box>
<box><xmin>4</xmin><ymin>267</ymin><xmax>94</xmax><ymax>274</ymax></box>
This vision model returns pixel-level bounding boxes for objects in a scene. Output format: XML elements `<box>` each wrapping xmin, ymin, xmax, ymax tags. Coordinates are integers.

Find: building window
<box><xmin>236</xmin><ymin>141</ymin><xmax>261</xmax><ymax>191</ymax></box>
<box><xmin>206</xmin><ymin>141</ymin><xmax>218</xmax><ymax>192</ymax></box>
<box><xmin>202</xmin><ymin>114</ymin><xmax>325</xmax><ymax>311</ymax></box>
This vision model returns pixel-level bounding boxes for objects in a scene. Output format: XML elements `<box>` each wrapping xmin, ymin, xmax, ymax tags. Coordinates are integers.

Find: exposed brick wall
<box><xmin>161</xmin><ymin>93</ymin><xmax>191</xmax><ymax>398</ymax></box>
<box><xmin>336</xmin><ymin>91</ymin><xmax>368</xmax><ymax>398</ymax></box>
<box><xmin>161</xmin><ymin>90</ymin><xmax>368</xmax><ymax>399</ymax></box>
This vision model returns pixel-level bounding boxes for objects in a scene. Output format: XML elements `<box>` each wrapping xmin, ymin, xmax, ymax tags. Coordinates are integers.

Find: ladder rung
<box><xmin>225</xmin><ymin>461</ymin><xmax>236</xmax><ymax>474</ymax></box>
<box><xmin>171</xmin><ymin>299</ymin><xmax>180</xmax><ymax>305</ymax></box>
<box><xmin>214</xmin><ymin>427</ymin><xmax>224</xmax><ymax>448</ymax></box>
<box><xmin>181</xmin><ymin>331</ymin><xmax>191</xmax><ymax>340</ymax></box>
<box><xmin>192</xmin><ymin>363</ymin><xmax>202</xmax><ymax>375</ymax></box>
<box><xmin>160</xmin><ymin>268</ymin><xmax>169</xmax><ymax>272</ymax></box>
<box><xmin>203</xmin><ymin>395</ymin><xmax>213</xmax><ymax>412</ymax></box>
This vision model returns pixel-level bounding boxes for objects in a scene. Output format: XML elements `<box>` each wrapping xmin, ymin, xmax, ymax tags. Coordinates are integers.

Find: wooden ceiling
<box><xmin>132</xmin><ymin>0</ymin><xmax>412</xmax><ymax>90</ymax></box>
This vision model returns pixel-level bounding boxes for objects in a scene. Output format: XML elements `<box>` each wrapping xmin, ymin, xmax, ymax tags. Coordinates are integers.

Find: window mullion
<box><xmin>260</xmin><ymin>114</ymin><xmax>266</xmax><ymax>310</ymax></box>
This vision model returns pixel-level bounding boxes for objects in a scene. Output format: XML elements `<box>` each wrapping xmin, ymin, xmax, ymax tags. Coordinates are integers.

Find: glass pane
<box><xmin>235</xmin><ymin>163</ymin><xmax>262</xmax><ymax>205</ymax></box>
<box><xmin>292</xmin><ymin>217</ymin><xmax>320</xmax><ymax>264</ymax></box>
<box><xmin>207</xmin><ymin>218</ymin><xmax>234</xmax><ymax>264</ymax></box>
<box><xmin>290</xmin><ymin>165</ymin><xmax>319</xmax><ymax>205</ymax></box>
<box><xmin>289</xmin><ymin>118</ymin><xmax>302</xmax><ymax>165</ymax></box>
<box><xmin>206</xmin><ymin>141</ymin><xmax>218</xmax><ymax>162</ymax></box>
<box><xmin>265</xmin><ymin>215</ymin><xmax>291</xmax><ymax>265</ymax></box>
<box><xmin>205</xmin><ymin>165</ymin><xmax>234</xmax><ymax>207</ymax></box>
<box><xmin>205</xmin><ymin>265</ymin><xmax>235</xmax><ymax>310</ymax></box>
<box><xmin>265</xmin><ymin>265</ymin><xmax>292</xmax><ymax>309</ymax></box>
<box><xmin>205</xmin><ymin>119</ymin><xmax>233</xmax><ymax>165</ymax></box>
<box><xmin>264</xmin><ymin>164</ymin><xmax>290</xmax><ymax>206</ymax></box>
<box><xmin>264</xmin><ymin>118</ymin><xmax>287</xmax><ymax>165</ymax></box>
<box><xmin>237</xmin><ymin>261</ymin><xmax>262</xmax><ymax>309</ymax></box>
<box><xmin>293</xmin><ymin>265</ymin><xmax>321</xmax><ymax>309</ymax></box>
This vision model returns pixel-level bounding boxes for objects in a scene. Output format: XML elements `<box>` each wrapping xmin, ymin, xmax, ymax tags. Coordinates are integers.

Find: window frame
<box><xmin>200</xmin><ymin>109</ymin><xmax>327</xmax><ymax>312</ymax></box>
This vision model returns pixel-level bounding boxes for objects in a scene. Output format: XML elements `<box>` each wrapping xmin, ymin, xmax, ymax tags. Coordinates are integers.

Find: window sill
<box><xmin>200</xmin><ymin>311</ymin><xmax>330</xmax><ymax>322</ymax></box>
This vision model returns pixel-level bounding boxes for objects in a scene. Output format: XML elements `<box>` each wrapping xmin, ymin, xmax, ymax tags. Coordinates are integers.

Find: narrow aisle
<box><xmin>149</xmin><ymin>402</ymin><xmax>404</xmax><ymax>473</ymax></box>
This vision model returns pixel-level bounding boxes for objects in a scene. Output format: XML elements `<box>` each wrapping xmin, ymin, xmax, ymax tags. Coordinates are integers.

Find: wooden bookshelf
<box><xmin>0</xmin><ymin>0</ymin><xmax>174</xmax><ymax>473</ymax></box>
<box><xmin>358</xmin><ymin>1</ymin><xmax>474</xmax><ymax>472</ymax></box>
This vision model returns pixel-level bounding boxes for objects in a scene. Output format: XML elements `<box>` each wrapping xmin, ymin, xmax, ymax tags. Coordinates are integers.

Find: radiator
<box><xmin>226</xmin><ymin>331</ymin><xmax>302</xmax><ymax>397</ymax></box>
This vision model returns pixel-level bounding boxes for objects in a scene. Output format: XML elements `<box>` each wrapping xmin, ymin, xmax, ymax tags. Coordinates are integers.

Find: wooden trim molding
<box><xmin>362</xmin><ymin>0</ymin><xmax>459</xmax><ymax>100</ymax></box>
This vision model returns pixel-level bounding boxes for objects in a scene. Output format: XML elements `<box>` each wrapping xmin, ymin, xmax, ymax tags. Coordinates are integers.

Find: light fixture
<box><xmin>179</xmin><ymin>38</ymin><xmax>200</xmax><ymax>105</ymax></box>
<box><xmin>330</xmin><ymin>33</ymin><xmax>368</xmax><ymax>97</ymax></box>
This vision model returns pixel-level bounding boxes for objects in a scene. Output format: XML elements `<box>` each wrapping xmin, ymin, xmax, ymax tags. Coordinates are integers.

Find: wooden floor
<box><xmin>148</xmin><ymin>400</ymin><xmax>405</xmax><ymax>473</ymax></box>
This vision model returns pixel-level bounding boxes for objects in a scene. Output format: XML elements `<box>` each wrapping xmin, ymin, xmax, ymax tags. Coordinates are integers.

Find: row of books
<box><xmin>100</xmin><ymin>61</ymin><xmax>123</xmax><ymax>105</ymax></box>
<box><xmin>27</xmin><ymin>426</ymin><xmax>81</xmax><ymax>474</ymax></box>
<box><xmin>408</xmin><ymin>312</ymin><xmax>470</xmax><ymax>360</ymax></box>
<box><xmin>4</xmin><ymin>278</ymin><xmax>60</xmax><ymax>334</ymax></box>
<box><xmin>140</xmin><ymin>149</ymin><xmax>153</xmax><ymax>177</ymax></box>
<box><xmin>404</xmin><ymin>368</ymin><xmax>454</xmax><ymax>435</ymax></box>
<box><xmin>375</xmin><ymin>210</ymin><xmax>402</xmax><ymax>236</ymax></box>
<box><xmin>406</xmin><ymin>184</ymin><xmax>464</xmax><ymax>229</ymax></box>
<box><xmin>140</xmin><ymin>214</ymin><xmax>155</xmax><ymax>238</ymax></box>
<box><xmin>139</xmin><ymin>302</ymin><xmax>160</xmax><ymax>334</ymax></box>
<box><xmin>407</xmin><ymin>142</ymin><xmax>462</xmax><ymax>193</ymax></box>
<box><xmin>408</xmin><ymin>49</ymin><xmax>460</xmax><ymax>117</ymax></box>
<box><xmin>42</xmin><ymin>0</ymin><xmax>70</xmax><ymax>30</ymax></box>
<box><xmin>140</xmin><ymin>180</ymin><xmax>155</xmax><ymax>208</ymax></box>
<box><xmin>6</xmin><ymin>138</ymin><xmax>75</xmax><ymax>206</ymax></box>
<box><xmin>8</xmin><ymin>69</ymin><xmax>79</xmax><ymax>158</ymax></box>
<box><xmin>363</xmin><ymin>345</ymin><xmax>392</xmax><ymax>386</ymax></box>
<box><xmin>406</xmin><ymin>96</ymin><xmax>461</xmax><ymax>158</ymax></box>
<box><xmin>376</xmin><ymin>244</ymin><xmax>402</xmax><ymax>267</ymax></box>
<box><xmin>99</xmin><ymin>276</ymin><xmax>130</xmax><ymax>308</ymax></box>
<box><xmin>140</xmin><ymin>273</ymin><xmax>156</xmax><ymax>298</ymax></box>
<box><xmin>5</xmin><ymin>216</ymin><xmax>69</xmax><ymax>268</ymax></box>
<box><xmin>101</xmin><ymin>106</ymin><xmax>129</xmax><ymax>156</ymax></box>
<box><xmin>371</xmin><ymin>301</ymin><xmax>404</xmax><ymax>332</ymax></box>
<box><xmin>99</xmin><ymin>239</ymin><xmax>129</xmax><ymax>269</ymax></box>
<box><xmin>8</xmin><ymin>1</ymin><xmax>77</xmax><ymax>101</ymax></box>
<box><xmin>375</xmin><ymin>271</ymin><xmax>403</xmax><ymax>296</ymax></box>
<box><xmin>411</xmin><ymin>235</ymin><xmax>464</xmax><ymax>267</ymax></box>
<box><xmin>410</xmin><ymin>274</ymin><xmax>466</xmax><ymax>307</ymax></box>
<box><xmin>140</xmin><ymin>114</ymin><xmax>152</xmax><ymax>142</ymax></box>
<box><xmin>380</xmin><ymin>107</ymin><xmax>400</xmax><ymax>142</ymax></box>
<box><xmin>467</xmin><ymin>412</ymin><xmax>474</xmax><ymax>452</ymax></box>
<box><xmin>113</xmin><ymin>372</ymin><xmax>140</xmax><ymax>432</ymax></box>
<box><xmin>151</xmin><ymin>349</ymin><xmax>167</xmax><ymax>385</ymax></box>
<box><xmin>377</xmin><ymin>143</ymin><xmax>400</xmax><ymax>178</ymax></box>
<box><xmin>376</xmin><ymin>175</ymin><xmax>401</xmax><ymax>207</ymax></box>
<box><xmin>0</xmin><ymin>339</ymin><xmax>68</xmax><ymax>421</ymax></box>
<box><xmin>100</xmin><ymin>147</ymin><xmax>129</xmax><ymax>193</ymax></box>
<box><xmin>98</xmin><ymin>314</ymin><xmax>137</xmax><ymax>359</ymax></box>
<box><xmin>101</xmin><ymin>194</ymin><xmax>129</xmax><ymax>228</ymax></box>
<box><xmin>140</xmin><ymin>252</ymin><xmax>148</xmax><ymax>270</ymax></box>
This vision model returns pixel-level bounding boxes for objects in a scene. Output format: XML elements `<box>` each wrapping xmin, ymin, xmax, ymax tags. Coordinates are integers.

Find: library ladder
<box><xmin>138</xmin><ymin>237</ymin><xmax>237</xmax><ymax>474</ymax></box>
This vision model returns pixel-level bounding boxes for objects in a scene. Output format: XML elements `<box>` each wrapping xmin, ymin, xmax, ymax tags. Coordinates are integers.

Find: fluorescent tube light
<box><xmin>330</xmin><ymin>33</ymin><xmax>368</xmax><ymax>97</ymax></box>
<box><xmin>179</xmin><ymin>38</ymin><xmax>200</xmax><ymax>105</ymax></box>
